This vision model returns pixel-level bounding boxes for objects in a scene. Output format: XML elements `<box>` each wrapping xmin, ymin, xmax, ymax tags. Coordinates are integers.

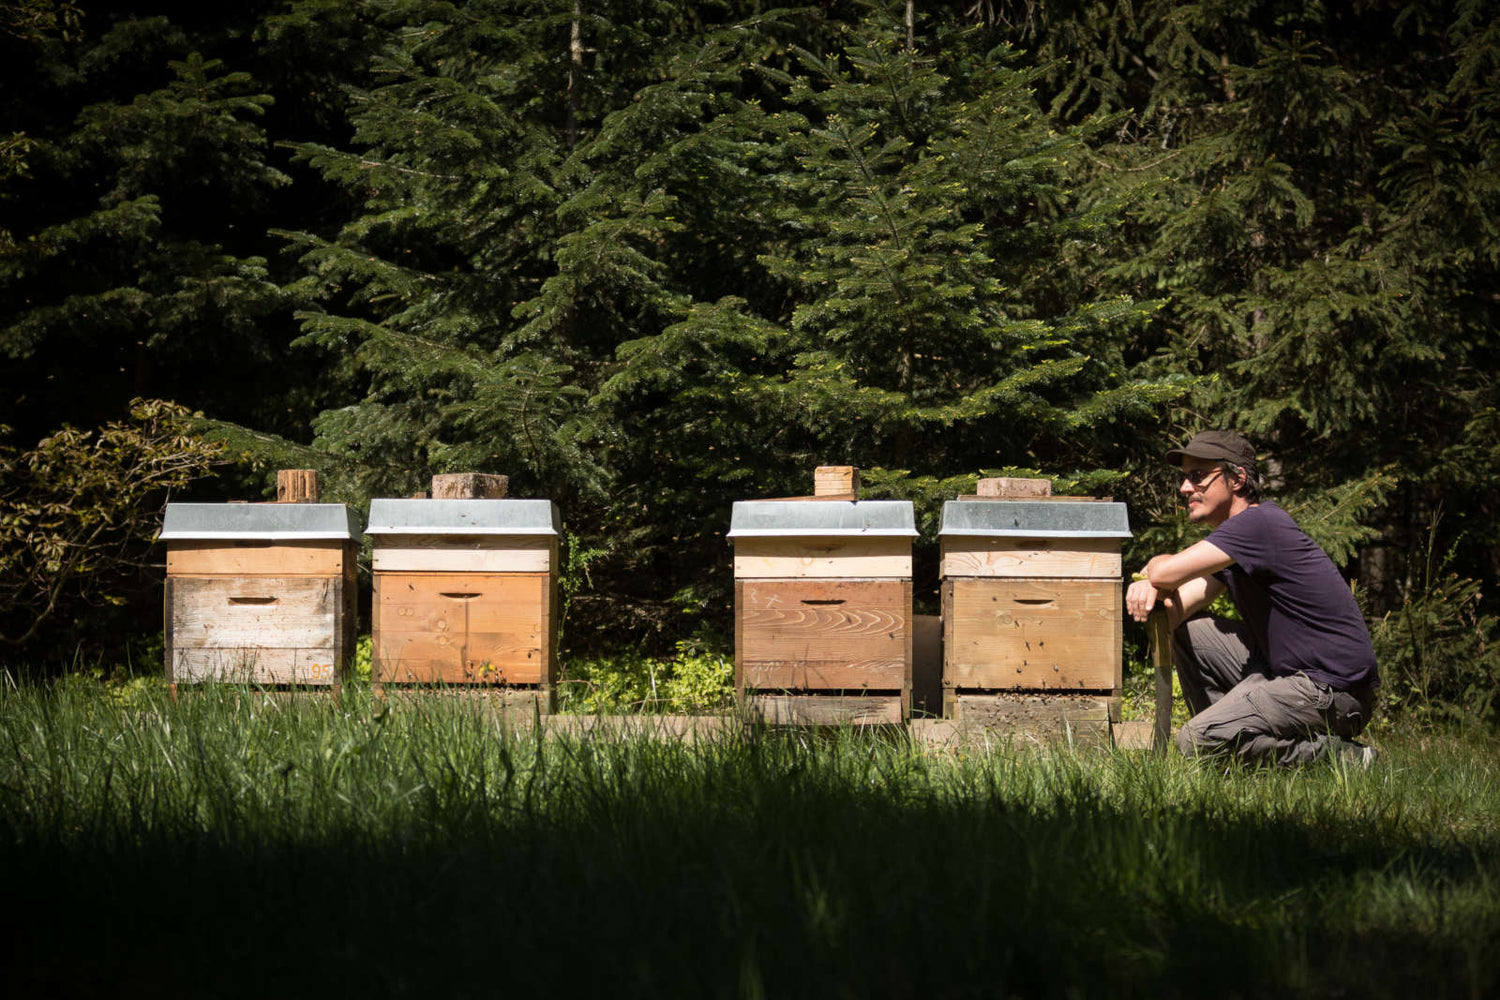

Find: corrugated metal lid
<box><xmin>728</xmin><ymin>500</ymin><xmax>918</xmax><ymax>538</ymax></box>
<box><xmin>938</xmin><ymin>500</ymin><xmax>1131</xmax><ymax>538</ymax></box>
<box><xmin>365</xmin><ymin>498</ymin><xmax>560</xmax><ymax>536</ymax></box>
<box><xmin>159</xmin><ymin>503</ymin><xmax>360</xmax><ymax>541</ymax></box>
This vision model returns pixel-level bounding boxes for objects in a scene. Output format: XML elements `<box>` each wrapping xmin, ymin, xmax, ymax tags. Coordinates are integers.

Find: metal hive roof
<box><xmin>159</xmin><ymin>503</ymin><xmax>360</xmax><ymax>541</ymax></box>
<box><xmin>937</xmin><ymin>500</ymin><xmax>1131</xmax><ymax>539</ymax></box>
<box><xmin>364</xmin><ymin>498</ymin><xmax>560</xmax><ymax>536</ymax></box>
<box><xmin>727</xmin><ymin>500</ymin><xmax>918</xmax><ymax>538</ymax></box>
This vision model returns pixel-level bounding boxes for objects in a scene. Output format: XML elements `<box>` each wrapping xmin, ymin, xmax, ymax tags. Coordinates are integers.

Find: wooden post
<box><xmin>431</xmin><ymin>473</ymin><xmax>508</xmax><ymax>499</ymax></box>
<box><xmin>814</xmin><ymin>466</ymin><xmax>860</xmax><ymax>498</ymax></box>
<box><xmin>277</xmin><ymin>469</ymin><xmax>320</xmax><ymax>503</ymax></box>
<box><xmin>976</xmin><ymin>477</ymin><xmax>1052</xmax><ymax>498</ymax></box>
<box><xmin>1149</xmin><ymin>609</ymin><xmax>1174</xmax><ymax>754</ymax></box>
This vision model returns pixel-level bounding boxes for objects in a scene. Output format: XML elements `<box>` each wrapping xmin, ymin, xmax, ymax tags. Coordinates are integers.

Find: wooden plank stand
<box><xmin>366</xmin><ymin>475</ymin><xmax>559</xmax><ymax>712</ymax></box>
<box><xmin>730</xmin><ymin>466</ymin><xmax>916</xmax><ymax>725</ymax></box>
<box><xmin>161</xmin><ymin>470</ymin><xmax>358</xmax><ymax>693</ymax></box>
<box><xmin>936</xmin><ymin>478</ymin><xmax>1131</xmax><ymax>745</ymax></box>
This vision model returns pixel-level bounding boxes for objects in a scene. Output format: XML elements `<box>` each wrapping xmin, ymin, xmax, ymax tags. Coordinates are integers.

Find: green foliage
<box><xmin>559</xmin><ymin>634</ymin><xmax>733</xmax><ymax>714</ymax></box>
<box><xmin>1</xmin><ymin>0</ymin><xmax>81</xmax><ymax>43</ymax></box>
<box><xmin>0</xmin><ymin>9</ymin><xmax>311</xmax><ymax>449</ymax></box>
<box><xmin>0</xmin><ymin>0</ymin><xmax>78</xmax><ymax>250</ymax></box>
<box><xmin>557</xmin><ymin>524</ymin><xmax>607</xmax><ymax>649</ymax></box>
<box><xmin>2</xmin><ymin>43</ymin><xmax>290</xmax><ymax>349</ymax></box>
<box><xmin>605</xmin><ymin>17</ymin><xmax>1177</xmax><ymax>476</ymax></box>
<box><xmin>0</xmin><ymin>398</ymin><xmax>222</xmax><ymax>652</ymax></box>
<box><xmin>268</xmin><ymin>0</ymin><xmax>746</xmax><ymax>504</ymax></box>
<box><xmin>1369</xmin><ymin>521</ymin><xmax>1500</xmax><ymax>729</ymax></box>
<box><xmin>1281</xmin><ymin>468</ymin><xmax>1399</xmax><ymax>567</ymax></box>
<box><xmin>352</xmin><ymin>633</ymin><xmax>372</xmax><ymax>682</ymax></box>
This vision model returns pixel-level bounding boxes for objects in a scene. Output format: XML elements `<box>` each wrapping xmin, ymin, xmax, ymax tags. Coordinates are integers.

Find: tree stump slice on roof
<box><xmin>431</xmin><ymin>473</ymin><xmax>508</xmax><ymax>499</ymax></box>
<box><xmin>277</xmin><ymin>469</ymin><xmax>320</xmax><ymax>503</ymax></box>
<box><xmin>976</xmin><ymin>477</ymin><xmax>1051</xmax><ymax>498</ymax></box>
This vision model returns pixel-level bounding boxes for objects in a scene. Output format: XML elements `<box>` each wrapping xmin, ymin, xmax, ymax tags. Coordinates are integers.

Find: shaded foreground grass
<box><xmin>2</xmin><ymin>677</ymin><xmax>1498</xmax><ymax>999</ymax></box>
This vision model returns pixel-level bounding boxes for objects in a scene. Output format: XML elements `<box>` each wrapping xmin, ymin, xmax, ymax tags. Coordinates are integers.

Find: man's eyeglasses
<box><xmin>1180</xmin><ymin>466</ymin><xmax>1224</xmax><ymax>489</ymax></box>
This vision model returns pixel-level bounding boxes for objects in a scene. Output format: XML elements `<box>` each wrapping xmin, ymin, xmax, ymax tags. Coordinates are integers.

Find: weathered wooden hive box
<box><xmin>938</xmin><ymin>498</ymin><xmax>1131</xmax><ymax>734</ymax></box>
<box><xmin>365</xmin><ymin>497</ymin><xmax>559</xmax><ymax>702</ymax></box>
<box><xmin>160</xmin><ymin>502</ymin><xmax>360</xmax><ymax>686</ymax></box>
<box><xmin>730</xmin><ymin>497</ymin><xmax>918</xmax><ymax>724</ymax></box>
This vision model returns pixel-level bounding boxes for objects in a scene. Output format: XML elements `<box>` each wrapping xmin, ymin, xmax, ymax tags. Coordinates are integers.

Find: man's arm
<box><xmin>1125</xmin><ymin>540</ymin><xmax>1234</xmax><ymax>628</ymax></box>
<box><xmin>1146</xmin><ymin>539</ymin><xmax>1234</xmax><ymax>591</ymax></box>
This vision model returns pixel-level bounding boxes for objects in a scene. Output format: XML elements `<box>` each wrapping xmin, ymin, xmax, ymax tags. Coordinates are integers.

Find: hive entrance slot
<box><xmin>801</xmin><ymin>598</ymin><xmax>845</xmax><ymax>606</ymax></box>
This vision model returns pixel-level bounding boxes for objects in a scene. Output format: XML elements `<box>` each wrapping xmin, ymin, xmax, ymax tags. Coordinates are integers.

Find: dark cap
<box><xmin>1165</xmin><ymin>430</ymin><xmax>1256</xmax><ymax>468</ymax></box>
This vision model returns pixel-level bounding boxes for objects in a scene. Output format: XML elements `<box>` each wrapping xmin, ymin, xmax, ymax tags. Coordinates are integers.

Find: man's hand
<box><xmin>1126</xmin><ymin>550</ymin><xmax>1230</xmax><ymax>629</ymax></box>
<box><xmin>1126</xmin><ymin>575</ymin><xmax>1162</xmax><ymax>623</ymax></box>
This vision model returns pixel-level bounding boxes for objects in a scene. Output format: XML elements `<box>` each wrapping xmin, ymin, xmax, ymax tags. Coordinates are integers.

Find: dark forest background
<box><xmin>3</xmin><ymin>0</ymin><xmax>1497</xmax><ymax>716</ymax></box>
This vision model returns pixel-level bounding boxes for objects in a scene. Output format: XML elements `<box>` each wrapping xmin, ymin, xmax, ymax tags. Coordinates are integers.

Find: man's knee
<box><xmin>1175</xmin><ymin>717</ymin><xmax>1215</xmax><ymax>758</ymax></box>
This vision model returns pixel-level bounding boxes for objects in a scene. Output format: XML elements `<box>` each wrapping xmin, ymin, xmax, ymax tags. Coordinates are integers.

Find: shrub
<box><xmin>558</xmin><ymin>634</ymin><xmax>733</xmax><ymax>714</ymax></box>
<box><xmin>0</xmin><ymin>398</ymin><xmax>221</xmax><ymax>655</ymax></box>
<box><xmin>1369</xmin><ymin>533</ymin><xmax>1500</xmax><ymax>730</ymax></box>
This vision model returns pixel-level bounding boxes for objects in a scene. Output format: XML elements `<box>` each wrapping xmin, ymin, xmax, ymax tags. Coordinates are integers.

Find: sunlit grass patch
<box><xmin>2</xmin><ymin>674</ymin><xmax>1496</xmax><ymax>997</ymax></box>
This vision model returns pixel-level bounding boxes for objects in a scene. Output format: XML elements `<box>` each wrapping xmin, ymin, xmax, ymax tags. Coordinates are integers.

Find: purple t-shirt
<box><xmin>1208</xmin><ymin>503</ymin><xmax>1378</xmax><ymax>689</ymax></box>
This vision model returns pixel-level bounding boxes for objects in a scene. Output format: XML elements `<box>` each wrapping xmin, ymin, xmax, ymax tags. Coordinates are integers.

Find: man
<box><xmin>1125</xmin><ymin>430</ymin><xmax>1379</xmax><ymax>766</ymax></box>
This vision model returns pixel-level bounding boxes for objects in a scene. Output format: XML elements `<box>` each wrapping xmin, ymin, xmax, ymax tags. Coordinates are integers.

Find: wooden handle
<box><xmin>1014</xmin><ymin>597</ymin><xmax>1056</xmax><ymax>607</ymax></box>
<box><xmin>441</xmin><ymin>592</ymin><xmax>481</xmax><ymax>600</ymax></box>
<box><xmin>801</xmin><ymin>598</ymin><xmax>845</xmax><ymax>606</ymax></box>
<box><xmin>228</xmin><ymin>596</ymin><xmax>278</xmax><ymax>606</ymax></box>
<box><xmin>1148</xmin><ymin>609</ymin><xmax>1174</xmax><ymax>755</ymax></box>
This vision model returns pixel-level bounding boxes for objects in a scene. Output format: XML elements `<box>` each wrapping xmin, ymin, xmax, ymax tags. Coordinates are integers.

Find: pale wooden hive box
<box><xmin>365</xmin><ymin>498</ymin><xmax>560</xmax><ymax>699</ymax></box>
<box><xmin>161</xmin><ymin>503</ymin><xmax>360</xmax><ymax>686</ymax></box>
<box><xmin>938</xmin><ymin>499</ymin><xmax>1131</xmax><ymax>704</ymax></box>
<box><xmin>730</xmin><ymin>499</ymin><xmax>918</xmax><ymax>718</ymax></box>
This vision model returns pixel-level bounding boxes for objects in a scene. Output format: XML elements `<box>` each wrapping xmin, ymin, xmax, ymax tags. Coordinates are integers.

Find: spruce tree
<box><xmin>596</xmin><ymin>9</ymin><xmax>1182</xmax><ymax>624</ymax></box>
<box><xmin>1036</xmin><ymin>0</ymin><xmax>1500</xmax><ymax>604</ymax></box>
<box><xmin>0</xmin><ymin>10</ymin><xmax>297</xmax><ymax>442</ymax></box>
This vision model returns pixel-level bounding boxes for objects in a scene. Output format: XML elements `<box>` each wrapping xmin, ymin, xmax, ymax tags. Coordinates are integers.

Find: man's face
<box><xmin>1177</xmin><ymin>457</ymin><xmax>1234</xmax><ymax>525</ymax></box>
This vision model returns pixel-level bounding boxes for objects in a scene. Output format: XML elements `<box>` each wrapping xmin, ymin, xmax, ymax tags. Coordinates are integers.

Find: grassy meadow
<box><xmin>2</xmin><ymin>674</ymin><xmax>1497</xmax><ymax>999</ymax></box>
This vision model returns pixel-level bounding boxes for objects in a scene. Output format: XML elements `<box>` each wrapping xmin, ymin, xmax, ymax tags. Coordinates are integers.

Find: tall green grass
<box><xmin>2</xmin><ymin>674</ymin><xmax>1497</xmax><ymax>998</ymax></box>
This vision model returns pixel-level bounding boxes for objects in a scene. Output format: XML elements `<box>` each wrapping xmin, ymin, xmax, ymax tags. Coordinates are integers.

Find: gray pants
<box><xmin>1172</xmin><ymin>616</ymin><xmax>1374</xmax><ymax>766</ymax></box>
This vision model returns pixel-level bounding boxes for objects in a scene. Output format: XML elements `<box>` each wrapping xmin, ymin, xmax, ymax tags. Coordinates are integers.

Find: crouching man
<box><xmin>1125</xmin><ymin>431</ymin><xmax>1379</xmax><ymax>766</ymax></box>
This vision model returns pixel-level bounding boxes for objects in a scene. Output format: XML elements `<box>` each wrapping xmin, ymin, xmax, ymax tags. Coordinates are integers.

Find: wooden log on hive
<box><xmin>431</xmin><ymin>473</ymin><xmax>508</xmax><ymax>499</ymax></box>
<box><xmin>276</xmin><ymin>469</ymin><xmax>320</xmax><ymax>503</ymax></box>
<box><xmin>813</xmin><ymin>465</ymin><xmax>860</xmax><ymax>499</ymax></box>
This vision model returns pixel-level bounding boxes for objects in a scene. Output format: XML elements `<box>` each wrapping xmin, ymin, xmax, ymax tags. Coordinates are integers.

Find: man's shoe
<box><xmin>1341</xmin><ymin>740</ymin><xmax>1378</xmax><ymax>769</ymax></box>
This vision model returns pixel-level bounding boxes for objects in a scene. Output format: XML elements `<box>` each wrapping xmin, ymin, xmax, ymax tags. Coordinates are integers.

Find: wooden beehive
<box><xmin>938</xmin><ymin>495</ymin><xmax>1131</xmax><ymax>732</ymax></box>
<box><xmin>365</xmin><ymin>494</ymin><xmax>559</xmax><ymax>705</ymax></box>
<box><xmin>161</xmin><ymin>499</ymin><xmax>359</xmax><ymax>687</ymax></box>
<box><xmin>729</xmin><ymin>478</ymin><xmax>917</xmax><ymax>724</ymax></box>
